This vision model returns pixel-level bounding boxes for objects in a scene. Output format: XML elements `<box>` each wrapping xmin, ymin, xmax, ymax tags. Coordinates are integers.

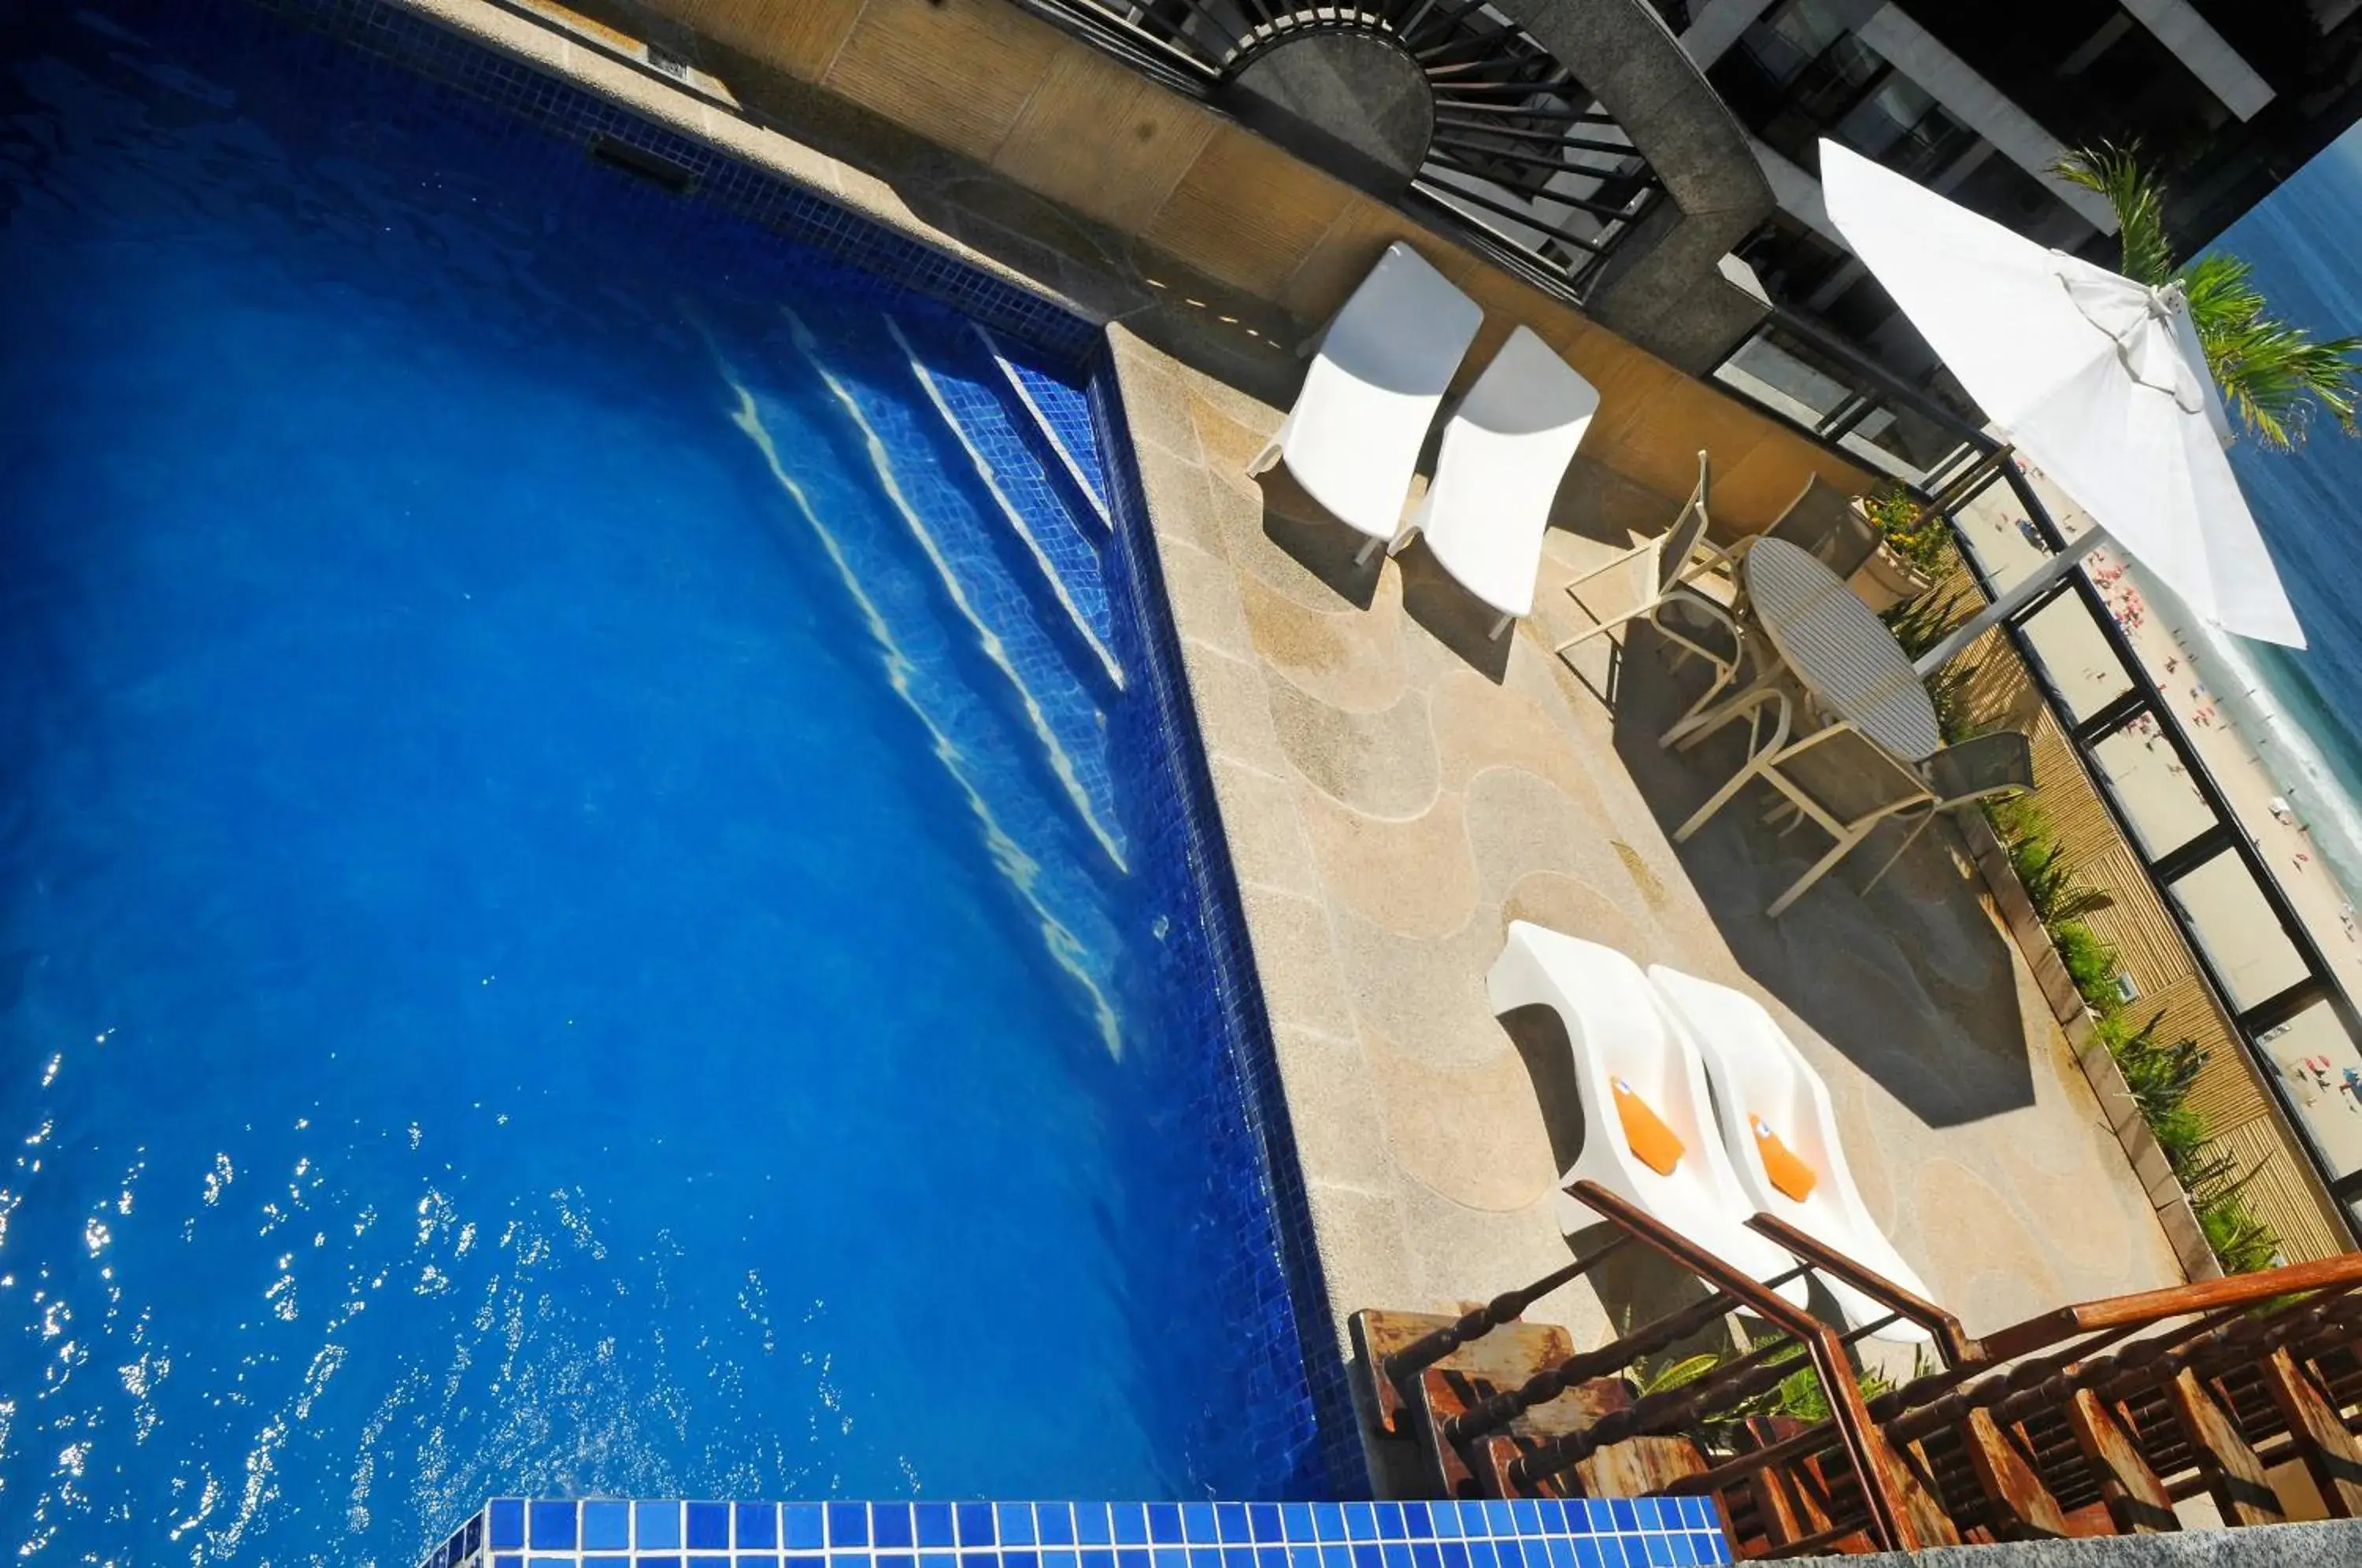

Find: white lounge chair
<box><xmin>1486</xmin><ymin>922</ymin><xmax>1809</xmax><ymax>1307</ymax></box>
<box><xmin>1646</xmin><ymin>963</ymin><xmax>1935</xmax><ymax>1344</ymax></box>
<box><xmin>1393</xmin><ymin>325</ymin><xmax>1600</xmax><ymax>639</ymax></box>
<box><xmin>1248</xmin><ymin>242</ymin><xmax>1483</xmax><ymax>565</ymax></box>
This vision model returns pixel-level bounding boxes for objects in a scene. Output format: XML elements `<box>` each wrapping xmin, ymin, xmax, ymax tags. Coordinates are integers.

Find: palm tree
<box><xmin>2053</xmin><ymin>143</ymin><xmax>2362</xmax><ymax>452</ymax></box>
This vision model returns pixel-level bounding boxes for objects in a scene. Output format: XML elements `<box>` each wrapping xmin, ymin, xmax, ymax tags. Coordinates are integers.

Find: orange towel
<box><xmin>1612</xmin><ymin>1077</ymin><xmax>1684</xmax><ymax>1176</ymax></box>
<box><xmin>1750</xmin><ymin>1114</ymin><xmax>1818</xmax><ymax>1201</ymax></box>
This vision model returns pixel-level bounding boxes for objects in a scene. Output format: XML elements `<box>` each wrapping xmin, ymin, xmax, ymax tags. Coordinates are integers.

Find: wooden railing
<box><xmin>1353</xmin><ymin>1182</ymin><xmax>2362</xmax><ymax>1555</ymax></box>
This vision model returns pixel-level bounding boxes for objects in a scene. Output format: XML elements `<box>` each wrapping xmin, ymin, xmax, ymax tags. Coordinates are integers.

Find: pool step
<box><xmin>886</xmin><ymin>316</ymin><xmax>1124</xmax><ymax>690</ymax></box>
<box><xmin>781</xmin><ymin>303</ymin><xmax>1131</xmax><ymax>877</ymax></box>
<box><xmin>711</xmin><ymin>349</ymin><xmax>1129</xmax><ymax>1057</ymax></box>
<box><xmin>975</xmin><ymin>326</ymin><xmax>1112</xmax><ymax>531</ymax></box>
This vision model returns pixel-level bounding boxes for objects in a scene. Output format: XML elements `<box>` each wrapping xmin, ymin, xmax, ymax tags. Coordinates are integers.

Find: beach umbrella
<box><xmin>1815</xmin><ymin>139</ymin><xmax>2306</xmax><ymax>672</ymax></box>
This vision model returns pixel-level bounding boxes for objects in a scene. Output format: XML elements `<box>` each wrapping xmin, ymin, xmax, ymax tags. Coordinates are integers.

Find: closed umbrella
<box><xmin>1816</xmin><ymin>139</ymin><xmax>2305</xmax><ymax>671</ymax></box>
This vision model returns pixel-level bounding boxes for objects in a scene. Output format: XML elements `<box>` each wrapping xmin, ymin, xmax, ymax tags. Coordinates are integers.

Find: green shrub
<box><xmin>1986</xmin><ymin>797</ymin><xmax>2282</xmax><ymax>1274</ymax></box>
<box><xmin>2197</xmin><ymin>1193</ymin><xmax>2281</xmax><ymax>1275</ymax></box>
<box><xmin>2104</xmin><ymin>1012</ymin><xmax>2208</xmax><ymax>1127</ymax></box>
<box><xmin>2053</xmin><ymin>919</ymin><xmax>2122</xmax><ymax>1011</ymax></box>
<box><xmin>2014</xmin><ymin>839</ymin><xmax>2117</xmax><ymax>926</ymax></box>
<box><xmin>1861</xmin><ymin>489</ymin><xmax>1957</xmax><ymax>576</ymax></box>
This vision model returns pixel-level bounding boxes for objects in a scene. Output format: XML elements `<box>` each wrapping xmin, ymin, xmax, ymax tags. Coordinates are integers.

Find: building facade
<box><xmin>1682</xmin><ymin>0</ymin><xmax>2362</xmax><ymax>470</ymax></box>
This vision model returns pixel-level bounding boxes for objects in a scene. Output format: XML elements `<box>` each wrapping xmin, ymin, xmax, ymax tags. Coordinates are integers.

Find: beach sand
<box><xmin>1952</xmin><ymin>464</ymin><xmax>2362</xmax><ymax>1178</ymax></box>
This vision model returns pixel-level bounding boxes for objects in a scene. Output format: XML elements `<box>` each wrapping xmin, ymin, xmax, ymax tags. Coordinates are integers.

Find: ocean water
<box><xmin>0</xmin><ymin>4</ymin><xmax>1317</xmax><ymax>1563</ymax></box>
<box><xmin>2175</xmin><ymin>129</ymin><xmax>2362</xmax><ymax>907</ymax></box>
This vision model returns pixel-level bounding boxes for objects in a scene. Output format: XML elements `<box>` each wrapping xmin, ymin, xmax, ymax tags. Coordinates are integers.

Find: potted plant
<box><xmin>1849</xmin><ymin>487</ymin><xmax>1949</xmax><ymax>612</ymax></box>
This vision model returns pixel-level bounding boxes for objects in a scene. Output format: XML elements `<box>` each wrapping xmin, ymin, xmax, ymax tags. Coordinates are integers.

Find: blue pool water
<box><xmin>0</xmin><ymin>2</ymin><xmax>1322</xmax><ymax>1559</ymax></box>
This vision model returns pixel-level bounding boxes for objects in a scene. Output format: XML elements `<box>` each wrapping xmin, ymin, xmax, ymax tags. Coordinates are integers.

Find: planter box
<box><xmin>1957</xmin><ymin>812</ymin><xmax>2225</xmax><ymax>1282</ymax></box>
<box><xmin>1849</xmin><ymin>528</ymin><xmax>1938</xmax><ymax>613</ymax></box>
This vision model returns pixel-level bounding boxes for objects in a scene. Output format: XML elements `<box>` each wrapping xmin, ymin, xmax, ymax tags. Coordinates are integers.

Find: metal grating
<box><xmin>1009</xmin><ymin>0</ymin><xmax>1664</xmax><ymax>299</ymax></box>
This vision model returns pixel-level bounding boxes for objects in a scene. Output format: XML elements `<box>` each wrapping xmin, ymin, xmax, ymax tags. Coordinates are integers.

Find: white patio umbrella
<box><xmin>1816</xmin><ymin>139</ymin><xmax>2305</xmax><ymax>672</ymax></box>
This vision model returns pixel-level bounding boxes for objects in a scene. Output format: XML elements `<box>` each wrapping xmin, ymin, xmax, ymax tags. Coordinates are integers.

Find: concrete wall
<box><xmin>642</xmin><ymin>0</ymin><xmax>1874</xmax><ymax>529</ymax></box>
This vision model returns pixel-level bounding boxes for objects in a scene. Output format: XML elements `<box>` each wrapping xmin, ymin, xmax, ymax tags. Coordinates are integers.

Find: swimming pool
<box><xmin>0</xmin><ymin>1</ymin><xmax>1327</xmax><ymax>1558</ymax></box>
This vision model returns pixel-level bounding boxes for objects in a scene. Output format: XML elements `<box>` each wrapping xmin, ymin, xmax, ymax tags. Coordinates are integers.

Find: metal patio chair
<box><xmin>1863</xmin><ymin>730</ymin><xmax>2037</xmax><ymax>887</ymax></box>
<box><xmin>1555</xmin><ymin>450</ymin><xmax>1742</xmax><ymax>651</ymax></box>
<box><xmin>1675</xmin><ymin>691</ymin><xmax>1938</xmax><ymax>916</ymax></box>
<box><xmin>1758</xmin><ymin>472</ymin><xmax>1881</xmax><ymax>582</ymax></box>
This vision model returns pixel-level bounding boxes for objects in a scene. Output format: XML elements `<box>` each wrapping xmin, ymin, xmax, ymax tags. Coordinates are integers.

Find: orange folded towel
<box><xmin>1750</xmin><ymin>1113</ymin><xmax>1818</xmax><ymax>1201</ymax></box>
<box><xmin>1612</xmin><ymin>1076</ymin><xmax>1684</xmax><ymax>1175</ymax></box>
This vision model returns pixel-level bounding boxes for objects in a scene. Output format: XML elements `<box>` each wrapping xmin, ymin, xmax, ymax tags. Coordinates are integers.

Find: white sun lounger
<box><xmin>1647</xmin><ymin>963</ymin><xmax>1935</xmax><ymax>1344</ymax></box>
<box><xmin>1248</xmin><ymin>242</ymin><xmax>1483</xmax><ymax>564</ymax></box>
<box><xmin>1394</xmin><ymin>326</ymin><xmax>1599</xmax><ymax>639</ymax></box>
<box><xmin>1486</xmin><ymin>922</ymin><xmax>1809</xmax><ymax>1307</ymax></box>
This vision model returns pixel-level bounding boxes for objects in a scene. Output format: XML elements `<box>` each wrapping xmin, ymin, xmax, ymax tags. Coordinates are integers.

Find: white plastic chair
<box><xmin>1646</xmin><ymin>963</ymin><xmax>1934</xmax><ymax>1344</ymax></box>
<box><xmin>1394</xmin><ymin>326</ymin><xmax>1600</xmax><ymax>638</ymax></box>
<box><xmin>1248</xmin><ymin>242</ymin><xmax>1483</xmax><ymax>564</ymax></box>
<box><xmin>1486</xmin><ymin>922</ymin><xmax>1809</xmax><ymax>1307</ymax></box>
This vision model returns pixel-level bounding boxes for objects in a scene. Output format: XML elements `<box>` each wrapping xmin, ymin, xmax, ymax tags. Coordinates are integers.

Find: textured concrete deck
<box><xmin>1105</xmin><ymin>326</ymin><xmax>2186</xmax><ymax>1395</ymax></box>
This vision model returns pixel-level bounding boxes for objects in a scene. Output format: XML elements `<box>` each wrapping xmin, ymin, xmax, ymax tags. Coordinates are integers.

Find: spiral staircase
<box><xmin>1005</xmin><ymin>0</ymin><xmax>1670</xmax><ymax>301</ymax></box>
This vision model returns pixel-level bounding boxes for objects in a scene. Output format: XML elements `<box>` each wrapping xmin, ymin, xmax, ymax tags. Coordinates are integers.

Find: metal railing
<box><xmin>1002</xmin><ymin>0</ymin><xmax>1666</xmax><ymax>300</ymax></box>
<box><xmin>1368</xmin><ymin>1182</ymin><xmax>2362</xmax><ymax>1545</ymax></box>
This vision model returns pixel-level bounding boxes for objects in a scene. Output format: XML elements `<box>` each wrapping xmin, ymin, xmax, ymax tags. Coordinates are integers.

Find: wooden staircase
<box><xmin>1350</xmin><ymin>1182</ymin><xmax>2362</xmax><ymax>1556</ymax></box>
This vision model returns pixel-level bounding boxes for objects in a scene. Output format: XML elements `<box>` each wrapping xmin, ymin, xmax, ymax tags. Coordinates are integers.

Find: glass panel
<box><xmin>1738</xmin><ymin>0</ymin><xmax>1861</xmax><ymax>87</ymax></box>
<box><xmin>1833</xmin><ymin>401</ymin><xmax>1963</xmax><ymax>486</ymax></box>
<box><xmin>2090</xmin><ymin>721</ymin><xmax>2219</xmax><ymax>860</ymax></box>
<box><xmin>2257</xmin><ymin>998</ymin><xmax>2362</xmax><ymax>1181</ymax></box>
<box><xmin>1711</xmin><ymin>327</ymin><xmax>1960</xmax><ymax>483</ymax></box>
<box><xmin>1712</xmin><ymin>327</ymin><xmax>1857</xmax><ymax>428</ymax></box>
<box><xmin>1834</xmin><ymin>75</ymin><xmax>1964</xmax><ymax>176</ymax></box>
<box><xmin>2167</xmin><ymin>851</ymin><xmax>2310</xmax><ymax>1013</ymax></box>
<box><xmin>2018</xmin><ymin>590</ymin><xmax>2134</xmax><ymax>725</ymax></box>
<box><xmin>1946</xmin><ymin>470</ymin><xmax>2053</xmax><ymax>595</ymax></box>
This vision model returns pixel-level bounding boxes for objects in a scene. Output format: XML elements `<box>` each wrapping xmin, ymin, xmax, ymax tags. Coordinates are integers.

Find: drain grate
<box><xmin>587</xmin><ymin>133</ymin><xmax>696</xmax><ymax>194</ymax></box>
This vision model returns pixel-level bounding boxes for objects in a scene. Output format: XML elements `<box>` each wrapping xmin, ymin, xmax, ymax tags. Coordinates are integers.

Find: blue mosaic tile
<box><xmin>235</xmin><ymin>0</ymin><xmax>1094</xmax><ymax>364</ymax></box>
<box><xmin>640</xmin><ymin>1506</ymin><xmax>683</xmax><ymax>1551</ymax></box>
<box><xmin>583</xmin><ymin>1503</ymin><xmax>631</xmax><ymax>1551</ymax></box>
<box><xmin>904</xmin><ymin>322</ymin><xmax>1122</xmax><ymax>686</ymax></box>
<box><xmin>534</xmin><ymin>1503</ymin><xmax>579</xmax><ymax>1551</ymax></box>
<box><xmin>1089</xmin><ymin>367</ymin><xmax>1349</xmax><ymax>1493</ymax></box>
<box><xmin>687</xmin><ymin>1503</ymin><xmax>731</xmax><ymax>1551</ymax></box>
<box><xmin>777</xmin><ymin>297</ymin><xmax>1131</xmax><ymax>874</ymax></box>
<box><xmin>980</xmin><ymin>331</ymin><xmax>1113</xmax><ymax>529</ymax></box>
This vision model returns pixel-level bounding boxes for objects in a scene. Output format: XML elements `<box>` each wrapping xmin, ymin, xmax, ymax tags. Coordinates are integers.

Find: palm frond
<box><xmin>2180</xmin><ymin>251</ymin><xmax>2362</xmax><ymax>449</ymax></box>
<box><xmin>2052</xmin><ymin>142</ymin><xmax>2175</xmax><ymax>285</ymax></box>
<box><xmin>2053</xmin><ymin>148</ymin><xmax>2362</xmax><ymax>449</ymax></box>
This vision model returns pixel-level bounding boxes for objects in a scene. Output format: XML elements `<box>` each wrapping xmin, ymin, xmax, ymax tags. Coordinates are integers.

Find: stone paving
<box><xmin>1106</xmin><ymin>327</ymin><xmax>2186</xmax><ymax>1400</ymax></box>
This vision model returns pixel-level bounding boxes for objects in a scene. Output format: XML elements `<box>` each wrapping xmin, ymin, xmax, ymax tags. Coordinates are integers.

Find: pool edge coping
<box><xmin>381</xmin><ymin>0</ymin><xmax>1123</xmax><ymax>335</ymax></box>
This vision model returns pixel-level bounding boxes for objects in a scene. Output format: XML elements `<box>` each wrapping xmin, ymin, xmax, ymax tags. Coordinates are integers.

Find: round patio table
<box><xmin>1741</xmin><ymin>536</ymin><xmax>1942</xmax><ymax>763</ymax></box>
